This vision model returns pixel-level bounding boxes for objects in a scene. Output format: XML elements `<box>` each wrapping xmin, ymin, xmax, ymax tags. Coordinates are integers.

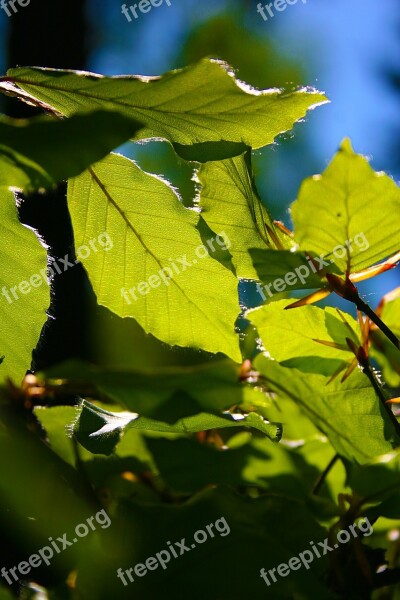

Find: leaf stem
<box><xmin>312</xmin><ymin>453</ymin><xmax>339</xmax><ymax>495</ymax></box>
<box><xmin>355</xmin><ymin>296</ymin><xmax>400</xmax><ymax>351</ymax></box>
<box><xmin>361</xmin><ymin>360</ymin><xmax>400</xmax><ymax>437</ymax></box>
<box><xmin>327</xmin><ymin>274</ymin><xmax>400</xmax><ymax>351</ymax></box>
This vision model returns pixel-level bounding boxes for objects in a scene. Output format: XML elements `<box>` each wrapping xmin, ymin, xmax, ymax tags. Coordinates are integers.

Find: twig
<box><xmin>326</xmin><ymin>274</ymin><xmax>400</xmax><ymax>351</ymax></box>
<box><xmin>354</xmin><ymin>296</ymin><xmax>399</xmax><ymax>351</ymax></box>
<box><xmin>361</xmin><ymin>360</ymin><xmax>400</xmax><ymax>437</ymax></box>
<box><xmin>312</xmin><ymin>454</ymin><xmax>340</xmax><ymax>496</ymax></box>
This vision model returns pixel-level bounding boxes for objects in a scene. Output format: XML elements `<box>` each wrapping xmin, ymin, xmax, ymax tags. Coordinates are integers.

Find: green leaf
<box><xmin>0</xmin><ymin>585</ymin><xmax>14</xmax><ymax>600</ymax></box>
<box><xmin>34</xmin><ymin>404</ymin><xmax>157</xmax><ymax>477</ymax></box>
<box><xmin>0</xmin><ymin>387</ymin><xmax>96</xmax><ymax>552</ymax></box>
<box><xmin>147</xmin><ymin>434</ymin><xmax>344</xmax><ymax>504</ymax></box>
<box><xmin>253</xmin><ymin>354</ymin><xmax>399</xmax><ymax>463</ymax></box>
<box><xmin>68</xmin><ymin>153</ymin><xmax>241</xmax><ymax>361</ymax></box>
<box><xmin>33</xmin><ymin>406</ymin><xmax>80</xmax><ymax>467</ymax></box>
<box><xmin>0</xmin><ymin>111</ymin><xmax>141</xmax><ymax>192</ymax></box>
<box><xmin>370</xmin><ymin>295</ymin><xmax>400</xmax><ymax>387</ymax></box>
<box><xmin>291</xmin><ymin>139</ymin><xmax>400</xmax><ymax>273</ymax></box>
<box><xmin>76</xmin><ymin>486</ymin><xmax>330</xmax><ymax>600</ymax></box>
<box><xmin>247</xmin><ymin>299</ymin><xmax>359</xmax><ymax>376</ymax></box>
<box><xmin>0</xmin><ymin>188</ymin><xmax>48</xmax><ymax>383</ymax></box>
<box><xmin>74</xmin><ymin>400</ymin><xmax>281</xmax><ymax>455</ymax></box>
<box><xmin>5</xmin><ymin>59</ymin><xmax>328</xmax><ymax>161</ymax></box>
<box><xmin>250</xmin><ymin>248</ymin><xmax>338</xmax><ymax>295</ymax></box>
<box><xmin>196</xmin><ymin>151</ymin><xmax>293</xmax><ymax>278</ymax></box>
<box><xmin>347</xmin><ymin>449</ymin><xmax>400</xmax><ymax>519</ymax></box>
<box><xmin>40</xmin><ymin>358</ymin><xmax>270</xmax><ymax>420</ymax></box>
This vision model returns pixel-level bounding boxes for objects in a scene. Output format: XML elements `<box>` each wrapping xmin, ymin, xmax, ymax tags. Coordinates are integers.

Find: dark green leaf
<box><xmin>0</xmin><ymin>111</ymin><xmax>141</xmax><ymax>192</ymax></box>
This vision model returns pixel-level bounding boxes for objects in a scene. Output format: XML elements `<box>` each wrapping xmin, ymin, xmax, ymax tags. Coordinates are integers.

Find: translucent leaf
<box><xmin>292</xmin><ymin>139</ymin><xmax>400</xmax><ymax>274</ymax></box>
<box><xmin>196</xmin><ymin>151</ymin><xmax>293</xmax><ymax>278</ymax></box>
<box><xmin>0</xmin><ymin>188</ymin><xmax>48</xmax><ymax>383</ymax></box>
<box><xmin>68</xmin><ymin>154</ymin><xmax>241</xmax><ymax>360</ymax></box>
<box><xmin>248</xmin><ymin>299</ymin><xmax>359</xmax><ymax>376</ymax></box>
<box><xmin>370</xmin><ymin>293</ymin><xmax>400</xmax><ymax>387</ymax></box>
<box><xmin>254</xmin><ymin>354</ymin><xmax>399</xmax><ymax>463</ymax></box>
<box><xmin>5</xmin><ymin>59</ymin><xmax>328</xmax><ymax>160</ymax></box>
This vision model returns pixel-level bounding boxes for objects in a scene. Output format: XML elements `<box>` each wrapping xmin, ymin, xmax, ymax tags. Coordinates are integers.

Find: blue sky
<box><xmin>265</xmin><ymin>0</ymin><xmax>400</xmax><ymax>178</ymax></box>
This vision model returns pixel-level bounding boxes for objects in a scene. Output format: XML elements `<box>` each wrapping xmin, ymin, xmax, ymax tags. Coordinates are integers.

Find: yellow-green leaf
<box><xmin>68</xmin><ymin>154</ymin><xmax>241</xmax><ymax>361</ymax></box>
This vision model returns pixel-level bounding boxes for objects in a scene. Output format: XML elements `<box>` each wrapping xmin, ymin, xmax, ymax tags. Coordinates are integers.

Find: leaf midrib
<box><xmin>87</xmin><ymin>166</ymin><xmax>239</xmax><ymax>348</ymax></box>
<box><xmin>10</xmin><ymin>76</ymin><xmax>293</xmax><ymax>118</ymax></box>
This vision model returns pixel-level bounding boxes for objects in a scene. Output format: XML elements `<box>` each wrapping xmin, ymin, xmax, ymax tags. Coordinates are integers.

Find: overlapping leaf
<box><xmin>196</xmin><ymin>151</ymin><xmax>293</xmax><ymax>278</ymax></box>
<box><xmin>76</xmin><ymin>487</ymin><xmax>329</xmax><ymax>600</ymax></box>
<box><xmin>40</xmin><ymin>358</ymin><xmax>271</xmax><ymax>420</ymax></box>
<box><xmin>253</xmin><ymin>354</ymin><xmax>399</xmax><ymax>463</ymax></box>
<box><xmin>347</xmin><ymin>449</ymin><xmax>400</xmax><ymax>519</ymax></box>
<box><xmin>247</xmin><ymin>299</ymin><xmax>359</xmax><ymax>376</ymax></box>
<box><xmin>4</xmin><ymin>59</ymin><xmax>328</xmax><ymax>161</ymax></box>
<box><xmin>147</xmin><ymin>434</ymin><xmax>343</xmax><ymax>504</ymax></box>
<box><xmin>0</xmin><ymin>111</ymin><xmax>141</xmax><ymax>192</ymax></box>
<box><xmin>74</xmin><ymin>400</ymin><xmax>281</xmax><ymax>455</ymax></box>
<box><xmin>250</xmin><ymin>248</ymin><xmax>337</xmax><ymax>295</ymax></box>
<box><xmin>68</xmin><ymin>153</ymin><xmax>241</xmax><ymax>360</ymax></box>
